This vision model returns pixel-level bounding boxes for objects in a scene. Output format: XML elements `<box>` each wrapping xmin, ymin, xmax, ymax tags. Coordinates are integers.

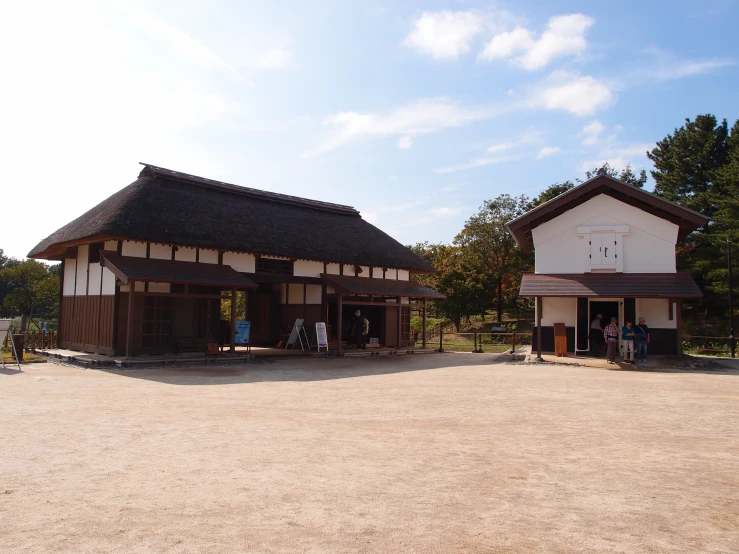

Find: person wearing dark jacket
<box><xmin>350</xmin><ymin>310</ymin><xmax>368</xmax><ymax>350</ymax></box>
<box><xmin>635</xmin><ymin>317</ymin><xmax>650</xmax><ymax>363</ymax></box>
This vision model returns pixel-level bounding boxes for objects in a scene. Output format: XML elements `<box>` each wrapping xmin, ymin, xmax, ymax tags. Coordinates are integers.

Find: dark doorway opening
<box><xmin>590</xmin><ymin>301</ymin><xmax>619</xmax><ymax>330</ymax></box>
<box><xmin>342</xmin><ymin>304</ymin><xmax>385</xmax><ymax>346</ymax></box>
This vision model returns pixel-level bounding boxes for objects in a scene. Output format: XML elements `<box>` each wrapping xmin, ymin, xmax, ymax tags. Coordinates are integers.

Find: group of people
<box><xmin>590</xmin><ymin>314</ymin><xmax>651</xmax><ymax>365</ymax></box>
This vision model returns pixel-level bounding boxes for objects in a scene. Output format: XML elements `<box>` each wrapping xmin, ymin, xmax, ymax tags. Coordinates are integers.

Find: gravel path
<box><xmin>1</xmin><ymin>354</ymin><xmax>737</xmax><ymax>553</ymax></box>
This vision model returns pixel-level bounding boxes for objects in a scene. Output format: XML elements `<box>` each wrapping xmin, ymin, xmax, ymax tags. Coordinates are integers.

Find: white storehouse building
<box><xmin>506</xmin><ymin>172</ymin><xmax>708</xmax><ymax>358</ymax></box>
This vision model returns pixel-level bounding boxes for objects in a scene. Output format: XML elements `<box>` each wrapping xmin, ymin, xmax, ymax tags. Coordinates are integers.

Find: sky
<box><xmin>2</xmin><ymin>0</ymin><xmax>738</xmax><ymax>260</ymax></box>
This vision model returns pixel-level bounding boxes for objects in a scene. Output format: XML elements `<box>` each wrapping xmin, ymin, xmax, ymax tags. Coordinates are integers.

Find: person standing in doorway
<box><xmin>589</xmin><ymin>313</ymin><xmax>604</xmax><ymax>356</ymax></box>
<box><xmin>621</xmin><ymin>320</ymin><xmax>635</xmax><ymax>364</ymax></box>
<box><xmin>635</xmin><ymin>317</ymin><xmax>650</xmax><ymax>363</ymax></box>
<box><xmin>604</xmin><ymin>316</ymin><xmax>619</xmax><ymax>364</ymax></box>
<box><xmin>351</xmin><ymin>310</ymin><xmax>368</xmax><ymax>350</ymax></box>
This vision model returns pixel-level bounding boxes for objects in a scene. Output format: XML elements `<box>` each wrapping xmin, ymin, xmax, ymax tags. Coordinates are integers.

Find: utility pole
<box><xmin>729</xmin><ymin>237</ymin><xmax>735</xmax><ymax>358</ymax></box>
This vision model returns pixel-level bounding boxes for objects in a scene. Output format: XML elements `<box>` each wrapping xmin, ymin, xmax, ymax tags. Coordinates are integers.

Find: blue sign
<box><xmin>234</xmin><ymin>321</ymin><xmax>251</xmax><ymax>346</ymax></box>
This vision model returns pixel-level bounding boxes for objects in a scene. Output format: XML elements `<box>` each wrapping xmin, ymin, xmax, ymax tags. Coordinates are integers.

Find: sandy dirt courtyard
<box><xmin>1</xmin><ymin>355</ymin><xmax>738</xmax><ymax>553</ymax></box>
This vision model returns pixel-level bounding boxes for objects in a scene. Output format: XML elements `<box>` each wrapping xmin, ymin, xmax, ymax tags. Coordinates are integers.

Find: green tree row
<box><xmin>0</xmin><ymin>249</ymin><xmax>60</xmax><ymax>332</ymax></box>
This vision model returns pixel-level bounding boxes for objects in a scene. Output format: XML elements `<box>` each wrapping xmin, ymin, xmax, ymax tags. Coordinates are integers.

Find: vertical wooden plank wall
<box><xmin>59</xmin><ymin>296</ymin><xmax>116</xmax><ymax>355</ymax></box>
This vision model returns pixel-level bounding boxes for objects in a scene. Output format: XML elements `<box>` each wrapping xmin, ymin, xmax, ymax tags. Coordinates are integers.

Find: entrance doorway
<box><xmin>590</xmin><ymin>301</ymin><xmax>619</xmax><ymax>330</ymax></box>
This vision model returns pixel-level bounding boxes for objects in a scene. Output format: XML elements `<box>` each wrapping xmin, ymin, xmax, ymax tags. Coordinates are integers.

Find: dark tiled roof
<box><xmin>506</xmin><ymin>174</ymin><xmax>709</xmax><ymax>252</ymax></box>
<box><xmin>29</xmin><ymin>164</ymin><xmax>435</xmax><ymax>272</ymax></box>
<box><xmin>321</xmin><ymin>274</ymin><xmax>446</xmax><ymax>299</ymax></box>
<box><xmin>519</xmin><ymin>271</ymin><xmax>702</xmax><ymax>298</ymax></box>
<box><xmin>102</xmin><ymin>252</ymin><xmax>257</xmax><ymax>289</ymax></box>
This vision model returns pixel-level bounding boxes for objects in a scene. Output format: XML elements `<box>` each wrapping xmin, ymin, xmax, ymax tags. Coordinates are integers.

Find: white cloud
<box><xmin>634</xmin><ymin>50</ymin><xmax>735</xmax><ymax>82</ymax></box>
<box><xmin>478</xmin><ymin>14</ymin><xmax>594</xmax><ymax>70</ymax></box>
<box><xmin>306</xmin><ymin>97</ymin><xmax>504</xmax><ymax>156</ymax></box>
<box><xmin>361</xmin><ymin>211</ymin><xmax>378</xmax><ymax>224</ymax></box>
<box><xmin>403</xmin><ymin>11</ymin><xmax>485</xmax><ymax>59</ymax></box>
<box><xmin>249</xmin><ymin>47</ymin><xmax>292</xmax><ymax>69</ymax></box>
<box><xmin>578</xmin><ymin>143</ymin><xmax>652</xmax><ymax>173</ymax></box>
<box><xmin>650</xmin><ymin>59</ymin><xmax>733</xmax><ymax>79</ymax></box>
<box><xmin>435</xmin><ymin>155</ymin><xmax>516</xmax><ymax>174</ymax></box>
<box><xmin>488</xmin><ymin>142</ymin><xmax>513</xmax><ymax>153</ymax></box>
<box><xmin>529</xmin><ymin>72</ymin><xmax>613</xmax><ymax>116</ymax></box>
<box><xmin>115</xmin><ymin>3</ymin><xmax>245</xmax><ymax>81</ymax></box>
<box><xmin>536</xmin><ymin>146</ymin><xmax>560</xmax><ymax>159</ymax></box>
<box><xmin>580</xmin><ymin>120</ymin><xmax>605</xmax><ymax>145</ymax></box>
<box><xmin>436</xmin><ymin>129</ymin><xmax>543</xmax><ymax>173</ymax></box>
<box><xmin>430</xmin><ymin>206</ymin><xmax>468</xmax><ymax>216</ymax></box>
<box><xmin>397</xmin><ymin>135</ymin><xmax>414</xmax><ymax>149</ymax></box>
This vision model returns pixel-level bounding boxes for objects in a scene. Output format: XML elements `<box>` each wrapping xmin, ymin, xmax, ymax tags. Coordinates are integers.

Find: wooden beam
<box><xmin>230</xmin><ymin>287</ymin><xmax>236</xmax><ymax>353</ymax></box>
<box><xmin>125</xmin><ymin>280</ymin><xmax>135</xmax><ymax>359</ymax></box>
<box><xmin>536</xmin><ymin>296</ymin><xmax>543</xmax><ymax>362</ymax></box>
<box><xmin>422</xmin><ymin>297</ymin><xmax>427</xmax><ymax>348</ymax></box>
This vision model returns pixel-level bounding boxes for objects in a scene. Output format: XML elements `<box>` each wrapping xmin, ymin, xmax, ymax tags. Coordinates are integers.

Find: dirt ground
<box><xmin>1</xmin><ymin>355</ymin><xmax>738</xmax><ymax>553</ymax></box>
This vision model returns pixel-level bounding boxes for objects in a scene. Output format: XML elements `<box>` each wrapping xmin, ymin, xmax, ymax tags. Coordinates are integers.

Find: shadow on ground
<box><xmin>98</xmin><ymin>352</ymin><xmax>495</xmax><ymax>386</ymax></box>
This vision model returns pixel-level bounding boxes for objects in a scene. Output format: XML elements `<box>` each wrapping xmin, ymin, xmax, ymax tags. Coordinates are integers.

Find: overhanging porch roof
<box><xmin>321</xmin><ymin>274</ymin><xmax>445</xmax><ymax>299</ymax></box>
<box><xmin>101</xmin><ymin>252</ymin><xmax>257</xmax><ymax>289</ymax></box>
<box><xmin>519</xmin><ymin>271</ymin><xmax>702</xmax><ymax>298</ymax></box>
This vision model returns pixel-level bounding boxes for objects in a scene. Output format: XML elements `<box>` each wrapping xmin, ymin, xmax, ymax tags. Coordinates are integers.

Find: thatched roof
<box><xmin>29</xmin><ymin>164</ymin><xmax>434</xmax><ymax>272</ymax></box>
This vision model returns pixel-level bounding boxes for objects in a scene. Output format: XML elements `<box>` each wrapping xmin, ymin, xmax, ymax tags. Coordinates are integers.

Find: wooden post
<box><xmin>125</xmin><ymin>280</ymin><xmax>135</xmax><ymax>359</ymax></box>
<box><xmin>422</xmin><ymin>297</ymin><xmax>427</xmax><ymax>348</ymax></box>
<box><xmin>337</xmin><ymin>294</ymin><xmax>343</xmax><ymax>353</ymax></box>
<box><xmin>397</xmin><ymin>296</ymin><xmax>402</xmax><ymax>349</ymax></box>
<box><xmin>230</xmin><ymin>287</ymin><xmax>237</xmax><ymax>353</ymax></box>
<box><xmin>439</xmin><ymin>324</ymin><xmax>444</xmax><ymax>352</ymax></box>
<box><xmin>536</xmin><ymin>296</ymin><xmax>543</xmax><ymax>362</ymax></box>
<box><xmin>473</xmin><ymin>331</ymin><xmax>477</xmax><ymax>353</ymax></box>
<box><xmin>675</xmin><ymin>299</ymin><xmax>682</xmax><ymax>360</ymax></box>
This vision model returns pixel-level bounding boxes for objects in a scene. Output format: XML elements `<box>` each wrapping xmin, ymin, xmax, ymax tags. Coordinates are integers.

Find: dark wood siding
<box><xmin>59</xmin><ymin>295</ymin><xmax>115</xmax><ymax>355</ymax></box>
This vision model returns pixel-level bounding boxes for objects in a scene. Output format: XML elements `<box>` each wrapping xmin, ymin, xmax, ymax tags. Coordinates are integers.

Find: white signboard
<box><xmin>0</xmin><ymin>319</ymin><xmax>21</xmax><ymax>370</ymax></box>
<box><xmin>315</xmin><ymin>322</ymin><xmax>328</xmax><ymax>351</ymax></box>
<box><xmin>0</xmin><ymin>319</ymin><xmax>12</xmax><ymax>335</ymax></box>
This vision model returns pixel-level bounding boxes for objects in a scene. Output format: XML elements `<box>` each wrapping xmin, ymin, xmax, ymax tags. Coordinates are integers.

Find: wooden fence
<box><xmin>3</xmin><ymin>331</ymin><xmax>58</xmax><ymax>351</ymax></box>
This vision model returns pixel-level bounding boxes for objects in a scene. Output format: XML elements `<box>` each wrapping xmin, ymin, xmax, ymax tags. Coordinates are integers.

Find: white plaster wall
<box><xmin>358</xmin><ymin>265</ymin><xmax>370</xmax><ymax>278</ymax></box>
<box><xmin>149</xmin><ymin>243</ymin><xmax>172</xmax><ymax>260</ymax></box>
<box><xmin>122</xmin><ymin>241</ymin><xmax>147</xmax><ymax>258</ymax></box>
<box><xmin>306</xmin><ymin>284</ymin><xmax>322</xmax><ymax>304</ymax></box>
<box><xmin>87</xmin><ymin>263</ymin><xmax>102</xmax><ymax>296</ymax></box>
<box><xmin>532</xmin><ymin>194</ymin><xmax>679</xmax><ymax>274</ymax></box>
<box><xmin>119</xmin><ymin>282</ymin><xmax>145</xmax><ymax>293</ymax></box>
<box><xmin>63</xmin><ymin>259</ymin><xmax>77</xmax><ymax>296</ymax></box>
<box><xmin>102</xmin><ymin>267</ymin><xmax>116</xmax><ymax>295</ymax></box>
<box><xmin>148</xmin><ymin>282</ymin><xmax>171</xmax><ymax>293</ymax></box>
<box><xmin>294</xmin><ymin>260</ymin><xmax>323</xmax><ymax>278</ymax></box>
<box><xmin>174</xmin><ymin>247</ymin><xmax>197</xmax><ymax>262</ymax></box>
<box><xmin>199</xmin><ymin>249</ymin><xmax>218</xmax><ymax>264</ymax></box>
<box><xmin>385</xmin><ymin>268</ymin><xmax>397</xmax><ymax>280</ymax></box>
<box><xmin>636</xmin><ymin>298</ymin><xmax>677</xmax><ymax>329</ymax></box>
<box><xmin>343</xmin><ymin>264</ymin><xmax>354</xmax><ymax>276</ymax></box>
<box><xmin>397</xmin><ymin>270</ymin><xmax>410</xmax><ymax>281</ymax></box>
<box><xmin>104</xmin><ymin>240</ymin><xmax>118</xmax><ymax>251</ymax></box>
<box><xmin>326</xmin><ymin>263</ymin><xmax>340</xmax><ymax>275</ymax></box>
<box><xmin>224</xmin><ymin>251</ymin><xmax>255</xmax><ymax>273</ymax></box>
<box><xmin>401</xmin><ymin>297</ymin><xmax>409</xmax><ymax>305</ymax></box>
<box><xmin>372</xmin><ymin>267</ymin><xmax>383</xmax><ymax>279</ymax></box>
<box><xmin>540</xmin><ymin>297</ymin><xmax>577</xmax><ymax>326</ymax></box>
<box><xmin>75</xmin><ymin>245</ymin><xmax>89</xmax><ymax>296</ymax></box>
<box><xmin>288</xmin><ymin>283</ymin><xmax>304</xmax><ymax>304</ymax></box>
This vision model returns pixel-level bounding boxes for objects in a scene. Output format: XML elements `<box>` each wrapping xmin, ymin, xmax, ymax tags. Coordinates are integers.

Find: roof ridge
<box><xmin>139</xmin><ymin>163</ymin><xmax>360</xmax><ymax>216</ymax></box>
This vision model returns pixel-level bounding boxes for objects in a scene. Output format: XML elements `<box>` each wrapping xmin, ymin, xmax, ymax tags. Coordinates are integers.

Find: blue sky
<box><xmin>3</xmin><ymin>0</ymin><xmax>737</xmax><ymax>260</ymax></box>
